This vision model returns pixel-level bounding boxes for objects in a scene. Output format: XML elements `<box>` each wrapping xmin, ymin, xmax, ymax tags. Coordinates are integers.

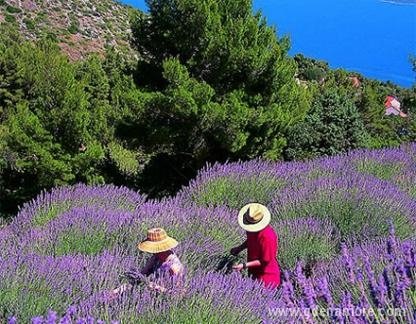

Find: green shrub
<box><xmin>276</xmin><ymin>220</ymin><xmax>339</xmax><ymax>269</ymax></box>
<box><xmin>304</xmin><ymin>66</ymin><xmax>326</xmax><ymax>82</ymax></box>
<box><xmin>54</xmin><ymin>228</ymin><xmax>111</xmax><ymax>256</ymax></box>
<box><xmin>193</xmin><ymin>175</ymin><xmax>284</xmax><ymax>209</ymax></box>
<box><xmin>35</xmin><ymin>11</ymin><xmax>47</xmax><ymax>23</ymax></box>
<box><xmin>108</xmin><ymin>142</ymin><xmax>141</xmax><ymax>176</ymax></box>
<box><xmin>6</xmin><ymin>5</ymin><xmax>22</xmax><ymax>14</ymax></box>
<box><xmin>355</xmin><ymin>159</ymin><xmax>401</xmax><ymax>180</ymax></box>
<box><xmin>277</xmin><ymin>193</ymin><xmax>413</xmax><ymax>241</ymax></box>
<box><xmin>23</xmin><ymin>18</ymin><xmax>36</xmax><ymax>30</ymax></box>
<box><xmin>0</xmin><ymin>280</ymin><xmax>65</xmax><ymax>323</ymax></box>
<box><xmin>68</xmin><ymin>21</ymin><xmax>79</xmax><ymax>34</ymax></box>
<box><xmin>5</xmin><ymin>14</ymin><xmax>16</xmax><ymax>23</ymax></box>
<box><xmin>285</xmin><ymin>87</ymin><xmax>367</xmax><ymax>160</ymax></box>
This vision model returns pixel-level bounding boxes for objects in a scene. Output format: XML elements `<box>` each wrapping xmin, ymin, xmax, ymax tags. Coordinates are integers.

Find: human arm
<box><xmin>112</xmin><ymin>283</ymin><xmax>133</xmax><ymax>295</ymax></box>
<box><xmin>146</xmin><ymin>265</ymin><xmax>183</xmax><ymax>293</ymax></box>
<box><xmin>107</xmin><ymin>282</ymin><xmax>133</xmax><ymax>300</ymax></box>
<box><xmin>148</xmin><ymin>281</ymin><xmax>167</xmax><ymax>293</ymax></box>
<box><xmin>230</xmin><ymin>240</ymin><xmax>248</xmax><ymax>256</ymax></box>
<box><xmin>140</xmin><ymin>255</ymin><xmax>157</xmax><ymax>276</ymax></box>
<box><xmin>233</xmin><ymin>260</ymin><xmax>261</xmax><ymax>271</ymax></box>
<box><xmin>109</xmin><ymin>256</ymin><xmax>157</xmax><ymax>298</ymax></box>
<box><xmin>233</xmin><ymin>231</ymin><xmax>277</xmax><ymax>271</ymax></box>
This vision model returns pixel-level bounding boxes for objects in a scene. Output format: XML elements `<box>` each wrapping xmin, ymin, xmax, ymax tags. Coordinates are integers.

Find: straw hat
<box><xmin>238</xmin><ymin>203</ymin><xmax>271</xmax><ymax>232</ymax></box>
<box><xmin>138</xmin><ymin>228</ymin><xmax>178</xmax><ymax>253</ymax></box>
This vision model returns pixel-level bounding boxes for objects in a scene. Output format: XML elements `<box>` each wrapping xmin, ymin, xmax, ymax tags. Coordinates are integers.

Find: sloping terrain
<box><xmin>0</xmin><ymin>0</ymin><xmax>136</xmax><ymax>60</ymax></box>
<box><xmin>1</xmin><ymin>144</ymin><xmax>415</xmax><ymax>322</ymax></box>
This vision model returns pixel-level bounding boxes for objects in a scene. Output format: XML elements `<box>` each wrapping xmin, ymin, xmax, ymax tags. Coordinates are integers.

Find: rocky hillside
<box><xmin>0</xmin><ymin>0</ymin><xmax>137</xmax><ymax>60</ymax></box>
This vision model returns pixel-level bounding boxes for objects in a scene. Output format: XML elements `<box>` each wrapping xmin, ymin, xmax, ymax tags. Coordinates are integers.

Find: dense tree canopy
<box><xmin>0</xmin><ymin>26</ymin><xmax>146</xmax><ymax>217</ymax></box>
<box><xmin>285</xmin><ymin>86</ymin><xmax>367</xmax><ymax>160</ymax></box>
<box><xmin>127</xmin><ymin>0</ymin><xmax>310</xmax><ymax>194</ymax></box>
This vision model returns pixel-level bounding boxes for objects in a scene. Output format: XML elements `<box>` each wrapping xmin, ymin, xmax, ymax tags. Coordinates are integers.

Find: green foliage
<box><xmin>129</xmin><ymin>0</ymin><xmax>309</xmax><ymax>194</ymax></box>
<box><xmin>355</xmin><ymin>159</ymin><xmax>402</xmax><ymax>181</ymax></box>
<box><xmin>6</xmin><ymin>5</ymin><xmax>22</xmax><ymax>14</ymax></box>
<box><xmin>54</xmin><ymin>228</ymin><xmax>111</xmax><ymax>255</ymax></box>
<box><xmin>277</xmin><ymin>193</ymin><xmax>413</xmax><ymax>241</ymax></box>
<box><xmin>294</xmin><ymin>54</ymin><xmax>329</xmax><ymax>82</ymax></box>
<box><xmin>108</xmin><ymin>142</ymin><xmax>143</xmax><ymax>176</ymax></box>
<box><xmin>68</xmin><ymin>17</ymin><xmax>79</xmax><ymax>34</ymax></box>
<box><xmin>285</xmin><ymin>86</ymin><xmax>367</xmax><ymax>160</ymax></box>
<box><xmin>0</xmin><ymin>27</ymin><xmax>145</xmax><ymax>216</ymax></box>
<box><xmin>278</xmin><ymin>226</ymin><xmax>337</xmax><ymax>269</ymax></box>
<box><xmin>4</xmin><ymin>14</ymin><xmax>16</xmax><ymax>23</ymax></box>
<box><xmin>5</xmin><ymin>102</ymin><xmax>75</xmax><ymax>184</ymax></box>
<box><xmin>0</xmin><ymin>280</ymin><xmax>64</xmax><ymax>323</ymax></box>
<box><xmin>23</xmin><ymin>18</ymin><xmax>36</xmax><ymax>30</ymax></box>
<box><xmin>133</xmin><ymin>0</ymin><xmax>294</xmax><ymax>98</ymax></box>
<box><xmin>193</xmin><ymin>174</ymin><xmax>284</xmax><ymax>209</ymax></box>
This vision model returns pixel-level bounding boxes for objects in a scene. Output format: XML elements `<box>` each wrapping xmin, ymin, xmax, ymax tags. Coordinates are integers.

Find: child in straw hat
<box><xmin>110</xmin><ymin>228</ymin><xmax>184</xmax><ymax>297</ymax></box>
<box><xmin>230</xmin><ymin>203</ymin><xmax>281</xmax><ymax>288</ymax></box>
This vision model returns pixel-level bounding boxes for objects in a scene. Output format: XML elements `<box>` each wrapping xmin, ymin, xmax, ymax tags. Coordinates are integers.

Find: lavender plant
<box><xmin>1</xmin><ymin>144</ymin><xmax>415</xmax><ymax>323</ymax></box>
<box><xmin>280</xmin><ymin>234</ymin><xmax>416</xmax><ymax>323</ymax></box>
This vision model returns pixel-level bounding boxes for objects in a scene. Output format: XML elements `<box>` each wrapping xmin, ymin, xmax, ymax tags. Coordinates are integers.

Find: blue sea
<box><xmin>121</xmin><ymin>0</ymin><xmax>416</xmax><ymax>87</ymax></box>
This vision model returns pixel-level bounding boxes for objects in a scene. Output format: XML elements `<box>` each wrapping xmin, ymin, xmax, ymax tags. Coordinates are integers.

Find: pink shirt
<box><xmin>246</xmin><ymin>225</ymin><xmax>281</xmax><ymax>288</ymax></box>
<box><xmin>152</xmin><ymin>253</ymin><xmax>185</xmax><ymax>277</ymax></box>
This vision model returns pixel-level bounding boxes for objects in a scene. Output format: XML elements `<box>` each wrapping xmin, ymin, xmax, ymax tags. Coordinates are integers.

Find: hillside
<box><xmin>1</xmin><ymin>144</ymin><xmax>415</xmax><ymax>322</ymax></box>
<box><xmin>0</xmin><ymin>0</ymin><xmax>136</xmax><ymax>60</ymax></box>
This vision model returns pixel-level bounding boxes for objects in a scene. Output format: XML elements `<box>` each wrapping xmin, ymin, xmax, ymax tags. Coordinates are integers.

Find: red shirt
<box><xmin>246</xmin><ymin>225</ymin><xmax>281</xmax><ymax>288</ymax></box>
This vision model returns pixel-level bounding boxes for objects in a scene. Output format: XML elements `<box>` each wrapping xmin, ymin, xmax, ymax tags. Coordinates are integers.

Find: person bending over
<box><xmin>111</xmin><ymin>228</ymin><xmax>184</xmax><ymax>297</ymax></box>
<box><xmin>230</xmin><ymin>203</ymin><xmax>281</xmax><ymax>289</ymax></box>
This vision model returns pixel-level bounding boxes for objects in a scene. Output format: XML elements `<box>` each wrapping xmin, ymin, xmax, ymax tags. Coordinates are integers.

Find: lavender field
<box><xmin>1</xmin><ymin>145</ymin><xmax>415</xmax><ymax>323</ymax></box>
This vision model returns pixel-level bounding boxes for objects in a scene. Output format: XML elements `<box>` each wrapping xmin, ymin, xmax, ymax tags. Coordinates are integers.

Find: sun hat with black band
<box><xmin>138</xmin><ymin>228</ymin><xmax>179</xmax><ymax>253</ymax></box>
<box><xmin>238</xmin><ymin>203</ymin><xmax>271</xmax><ymax>232</ymax></box>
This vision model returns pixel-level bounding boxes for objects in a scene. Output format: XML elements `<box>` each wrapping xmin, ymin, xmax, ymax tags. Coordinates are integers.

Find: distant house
<box><xmin>349</xmin><ymin>76</ymin><xmax>361</xmax><ymax>88</ymax></box>
<box><xmin>384</xmin><ymin>95</ymin><xmax>407</xmax><ymax>118</ymax></box>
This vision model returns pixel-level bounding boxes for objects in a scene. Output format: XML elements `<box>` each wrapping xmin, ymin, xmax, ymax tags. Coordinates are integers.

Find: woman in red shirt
<box><xmin>230</xmin><ymin>203</ymin><xmax>281</xmax><ymax>288</ymax></box>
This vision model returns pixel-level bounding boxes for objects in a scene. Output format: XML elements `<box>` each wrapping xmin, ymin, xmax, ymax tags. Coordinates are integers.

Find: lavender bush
<box><xmin>192</xmin><ymin>173</ymin><xmax>285</xmax><ymax>209</ymax></box>
<box><xmin>1</xmin><ymin>144</ymin><xmax>415</xmax><ymax>322</ymax></box>
<box><xmin>280</xmin><ymin>234</ymin><xmax>416</xmax><ymax>323</ymax></box>
<box><xmin>276</xmin><ymin>218</ymin><xmax>339</xmax><ymax>269</ymax></box>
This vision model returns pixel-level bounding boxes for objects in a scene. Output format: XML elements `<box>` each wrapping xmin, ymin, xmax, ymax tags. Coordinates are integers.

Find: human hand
<box><xmin>105</xmin><ymin>290</ymin><xmax>119</xmax><ymax>302</ymax></box>
<box><xmin>149</xmin><ymin>282</ymin><xmax>167</xmax><ymax>293</ymax></box>
<box><xmin>232</xmin><ymin>263</ymin><xmax>244</xmax><ymax>272</ymax></box>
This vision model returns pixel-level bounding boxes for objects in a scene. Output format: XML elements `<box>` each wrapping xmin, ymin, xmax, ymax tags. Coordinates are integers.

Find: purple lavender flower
<box><xmin>341</xmin><ymin>243</ymin><xmax>355</xmax><ymax>283</ymax></box>
<box><xmin>315</xmin><ymin>276</ymin><xmax>333</xmax><ymax>305</ymax></box>
<box><xmin>295</xmin><ymin>262</ymin><xmax>317</xmax><ymax>310</ymax></box>
<box><xmin>7</xmin><ymin>316</ymin><xmax>17</xmax><ymax>324</ymax></box>
<box><xmin>31</xmin><ymin>317</ymin><xmax>44</xmax><ymax>324</ymax></box>
<box><xmin>46</xmin><ymin>311</ymin><xmax>57</xmax><ymax>324</ymax></box>
<box><xmin>1</xmin><ymin>144</ymin><xmax>416</xmax><ymax>322</ymax></box>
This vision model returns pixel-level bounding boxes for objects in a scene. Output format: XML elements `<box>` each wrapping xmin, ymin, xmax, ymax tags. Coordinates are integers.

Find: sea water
<box><xmin>122</xmin><ymin>0</ymin><xmax>416</xmax><ymax>87</ymax></box>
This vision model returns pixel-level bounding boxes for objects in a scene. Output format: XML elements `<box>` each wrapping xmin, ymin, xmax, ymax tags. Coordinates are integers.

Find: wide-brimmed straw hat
<box><xmin>238</xmin><ymin>203</ymin><xmax>271</xmax><ymax>232</ymax></box>
<box><xmin>138</xmin><ymin>228</ymin><xmax>178</xmax><ymax>253</ymax></box>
